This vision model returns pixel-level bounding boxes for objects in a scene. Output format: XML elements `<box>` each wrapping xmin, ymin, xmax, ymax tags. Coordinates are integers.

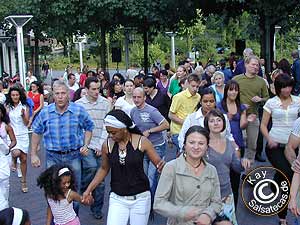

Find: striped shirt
<box><xmin>47</xmin><ymin>189</ymin><xmax>76</xmax><ymax>224</ymax></box>
<box><xmin>76</xmin><ymin>95</ymin><xmax>111</xmax><ymax>150</ymax></box>
<box><xmin>32</xmin><ymin>102</ymin><xmax>94</xmax><ymax>151</ymax></box>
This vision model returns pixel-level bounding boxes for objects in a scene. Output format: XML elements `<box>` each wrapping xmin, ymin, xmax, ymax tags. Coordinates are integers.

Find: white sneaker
<box><xmin>17</xmin><ymin>163</ymin><xmax>22</xmax><ymax>178</ymax></box>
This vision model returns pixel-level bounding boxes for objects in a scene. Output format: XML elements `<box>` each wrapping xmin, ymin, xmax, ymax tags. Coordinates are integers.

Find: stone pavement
<box><xmin>8</xmin><ymin>139</ymin><xmax>300</xmax><ymax>225</ymax></box>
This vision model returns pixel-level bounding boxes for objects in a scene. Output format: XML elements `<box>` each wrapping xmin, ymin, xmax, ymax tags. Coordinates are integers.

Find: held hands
<box><xmin>143</xmin><ymin>130</ymin><xmax>151</xmax><ymax>137</ymax></box>
<box><xmin>81</xmin><ymin>191</ymin><xmax>94</xmax><ymax>205</ymax></box>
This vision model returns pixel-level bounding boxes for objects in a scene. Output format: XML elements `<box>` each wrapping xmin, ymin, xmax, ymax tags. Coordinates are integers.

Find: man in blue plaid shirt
<box><xmin>31</xmin><ymin>80</ymin><xmax>94</xmax><ymax>211</ymax></box>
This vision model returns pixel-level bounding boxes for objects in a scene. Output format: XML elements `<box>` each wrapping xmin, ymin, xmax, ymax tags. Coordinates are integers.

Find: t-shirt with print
<box><xmin>130</xmin><ymin>103</ymin><xmax>165</xmax><ymax>146</ymax></box>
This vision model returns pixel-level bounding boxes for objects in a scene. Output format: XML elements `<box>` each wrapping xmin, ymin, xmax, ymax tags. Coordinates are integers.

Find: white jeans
<box><xmin>107</xmin><ymin>191</ymin><xmax>151</xmax><ymax>225</ymax></box>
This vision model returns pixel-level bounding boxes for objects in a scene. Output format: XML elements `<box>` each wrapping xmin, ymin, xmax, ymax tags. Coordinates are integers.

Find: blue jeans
<box><xmin>81</xmin><ymin>149</ymin><xmax>105</xmax><ymax>216</ymax></box>
<box><xmin>143</xmin><ymin>142</ymin><xmax>166</xmax><ymax>202</ymax></box>
<box><xmin>171</xmin><ymin>134</ymin><xmax>179</xmax><ymax>153</ymax></box>
<box><xmin>46</xmin><ymin>150</ymin><xmax>81</xmax><ymax>214</ymax></box>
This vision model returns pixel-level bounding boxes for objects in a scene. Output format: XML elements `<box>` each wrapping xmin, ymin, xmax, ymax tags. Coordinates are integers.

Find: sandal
<box><xmin>21</xmin><ymin>180</ymin><xmax>28</xmax><ymax>193</ymax></box>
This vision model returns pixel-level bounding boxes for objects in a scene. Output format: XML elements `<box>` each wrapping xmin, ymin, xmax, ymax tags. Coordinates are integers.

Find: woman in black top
<box><xmin>83</xmin><ymin>109</ymin><xmax>165</xmax><ymax>225</ymax></box>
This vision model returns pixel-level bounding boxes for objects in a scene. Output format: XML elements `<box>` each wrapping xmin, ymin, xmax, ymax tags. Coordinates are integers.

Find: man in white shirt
<box><xmin>67</xmin><ymin>73</ymin><xmax>79</xmax><ymax>92</ymax></box>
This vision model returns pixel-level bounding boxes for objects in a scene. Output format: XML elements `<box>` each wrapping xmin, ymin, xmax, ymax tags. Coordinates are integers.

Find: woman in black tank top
<box><xmin>82</xmin><ymin>110</ymin><xmax>165</xmax><ymax>225</ymax></box>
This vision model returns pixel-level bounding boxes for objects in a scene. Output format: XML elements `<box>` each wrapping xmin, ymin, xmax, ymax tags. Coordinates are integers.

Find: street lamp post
<box><xmin>273</xmin><ymin>25</ymin><xmax>281</xmax><ymax>62</ymax></box>
<box><xmin>0</xmin><ymin>36</ymin><xmax>11</xmax><ymax>74</ymax></box>
<box><xmin>166</xmin><ymin>32</ymin><xmax>176</xmax><ymax>68</ymax></box>
<box><xmin>5</xmin><ymin>15</ymin><xmax>33</xmax><ymax>86</ymax></box>
<box><xmin>73</xmin><ymin>33</ymin><xmax>87</xmax><ymax>72</ymax></box>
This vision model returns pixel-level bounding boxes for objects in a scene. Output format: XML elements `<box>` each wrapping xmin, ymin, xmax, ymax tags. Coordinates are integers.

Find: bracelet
<box><xmin>148</xmin><ymin>129</ymin><xmax>152</xmax><ymax>134</ymax></box>
<box><xmin>235</xmin><ymin>147</ymin><xmax>240</xmax><ymax>151</ymax></box>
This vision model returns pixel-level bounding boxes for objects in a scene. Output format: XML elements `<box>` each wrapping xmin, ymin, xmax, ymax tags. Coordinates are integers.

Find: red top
<box><xmin>28</xmin><ymin>91</ymin><xmax>42</xmax><ymax>111</ymax></box>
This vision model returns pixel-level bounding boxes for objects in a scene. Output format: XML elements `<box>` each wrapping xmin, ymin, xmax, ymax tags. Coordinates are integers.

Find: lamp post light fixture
<box><xmin>73</xmin><ymin>33</ymin><xmax>87</xmax><ymax>72</ymax></box>
<box><xmin>273</xmin><ymin>25</ymin><xmax>281</xmax><ymax>62</ymax></box>
<box><xmin>165</xmin><ymin>32</ymin><xmax>176</xmax><ymax>68</ymax></box>
<box><xmin>5</xmin><ymin>15</ymin><xmax>33</xmax><ymax>86</ymax></box>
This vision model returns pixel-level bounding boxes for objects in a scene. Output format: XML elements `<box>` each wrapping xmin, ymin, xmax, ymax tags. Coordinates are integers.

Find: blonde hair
<box><xmin>211</xmin><ymin>71</ymin><xmax>224</xmax><ymax>83</ymax></box>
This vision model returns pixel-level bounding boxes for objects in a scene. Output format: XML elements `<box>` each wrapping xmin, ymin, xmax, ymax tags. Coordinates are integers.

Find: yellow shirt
<box><xmin>169</xmin><ymin>89</ymin><xmax>200</xmax><ymax>134</ymax></box>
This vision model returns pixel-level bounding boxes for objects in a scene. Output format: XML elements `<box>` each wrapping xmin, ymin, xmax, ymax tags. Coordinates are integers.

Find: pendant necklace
<box><xmin>118</xmin><ymin>147</ymin><xmax>127</xmax><ymax>165</ymax></box>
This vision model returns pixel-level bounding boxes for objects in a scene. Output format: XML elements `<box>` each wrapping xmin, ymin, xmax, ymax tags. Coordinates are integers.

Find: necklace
<box><xmin>118</xmin><ymin>147</ymin><xmax>127</xmax><ymax>165</ymax></box>
<box><xmin>184</xmin><ymin>154</ymin><xmax>202</xmax><ymax>169</ymax></box>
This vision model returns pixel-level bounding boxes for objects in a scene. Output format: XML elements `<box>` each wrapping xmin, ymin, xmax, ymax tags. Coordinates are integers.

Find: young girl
<box><xmin>37</xmin><ymin>164</ymin><xmax>93</xmax><ymax>225</ymax></box>
<box><xmin>0</xmin><ymin>103</ymin><xmax>16</xmax><ymax>211</ymax></box>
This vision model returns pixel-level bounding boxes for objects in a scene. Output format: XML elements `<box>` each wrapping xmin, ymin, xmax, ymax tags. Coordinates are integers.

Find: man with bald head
<box><xmin>234</xmin><ymin>48</ymin><xmax>263</xmax><ymax>77</ymax></box>
<box><xmin>131</xmin><ymin>87</ymin><xmax>169</xmax><ymax>201</ymax></box>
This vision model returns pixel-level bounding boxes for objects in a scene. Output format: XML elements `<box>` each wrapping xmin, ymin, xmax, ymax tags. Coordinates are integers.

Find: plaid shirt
<box><xmin>32</xmin><ymin>102</ymin><xmax>94</xmax><ymax>151</ymax></box>
<box><xmin>76</xmin><ymin>95</ymin><xmax>111</xmax><ymax>150</ymax></box>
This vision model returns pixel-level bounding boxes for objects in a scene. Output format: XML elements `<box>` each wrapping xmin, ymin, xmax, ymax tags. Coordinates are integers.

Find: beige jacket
<box><xmin>154</xmin><ymin>155</ymin><xmax>222</xmax><ymax>225</ymax></box>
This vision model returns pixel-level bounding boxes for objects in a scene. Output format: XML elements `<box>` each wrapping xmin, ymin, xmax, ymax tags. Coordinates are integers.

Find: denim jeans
<box><xmin>81</xmin><ymin>149</ymin><xmax>105</xmax><ymax>217</ymax></box>
<box><xmin>143</xmin><ymin>142</ymin><xmax>166</xmax><ymax>202</ymax></box>
<box><xmin>46</xmin><ymin>150</ymin><xmax>81</xmax><ymax>214</ymax></box>
<box><xmin>171</xmin><ymin>134</ymin><xmax>179</xmax><ymax>153</ymax></box>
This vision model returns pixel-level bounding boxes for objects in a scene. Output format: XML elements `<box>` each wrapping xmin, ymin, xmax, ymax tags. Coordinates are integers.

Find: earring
<box><xmin>205</xmin><ymin>150</ymin><xmax>209</xmax><ymax>160</ymax></box>
<box><xmin>183</xmin><ymin>151</ymin><xmax>187</xmax><ymax>158</ymax></box>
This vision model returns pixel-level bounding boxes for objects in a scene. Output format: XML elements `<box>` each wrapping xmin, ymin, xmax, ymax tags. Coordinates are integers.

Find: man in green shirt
<box><xmin>233</xmin><ymin>55</ymin><xmax>269</xmax><ymax>163</ymax></box>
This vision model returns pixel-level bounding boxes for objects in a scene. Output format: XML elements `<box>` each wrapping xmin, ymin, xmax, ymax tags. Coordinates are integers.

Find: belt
<box><xmin>49</xmin><ymin>149</ymin><xmax>79</xmax><ymax>155</ymax></box>
<box><xmin>112</xmin><ymin>191</ymin><xmax>150</xmax><ymax>201</ymax></box>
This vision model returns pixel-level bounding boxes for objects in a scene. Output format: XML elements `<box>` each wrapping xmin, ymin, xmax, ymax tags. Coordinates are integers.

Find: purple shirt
<box><xmin>130</xmin><ymin>104</ymin><xmax>165</xmax><ymax>146</ymax></box>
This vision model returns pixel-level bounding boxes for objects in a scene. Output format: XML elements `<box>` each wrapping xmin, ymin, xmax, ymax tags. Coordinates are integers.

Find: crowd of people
<box><xmin>2</xmin><ymin>47</ymin><xmax>300</xmax><ymax>225</ymax></box>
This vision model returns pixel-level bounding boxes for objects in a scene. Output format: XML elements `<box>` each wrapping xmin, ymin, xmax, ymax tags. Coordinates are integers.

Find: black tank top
<box><xmin>107</xmin><ymin>136</ymin><xmax>150</xmax><ymax>196</ymax></box>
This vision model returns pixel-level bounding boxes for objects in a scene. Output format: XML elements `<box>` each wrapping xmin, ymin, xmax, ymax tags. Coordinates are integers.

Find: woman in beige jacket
<box><xmin>154</xmin><ymin>125</ymin><xmax>231</xmax><ymax>225</ymax></box>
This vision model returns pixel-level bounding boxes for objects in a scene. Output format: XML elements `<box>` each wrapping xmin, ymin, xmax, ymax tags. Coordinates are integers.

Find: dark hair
<box><xmin>103</xmin><ymin>71</ymin><xmax>110</xmax><ymax>81</ymax></box>
<box><xmin>143</xmin><ymin>77</ymin><xmax>156</xmax><ymax>88</ymax></box>
<box><xmin>124</xmin><ymin>79</ymin><xmax>135</xmax><ymax>85</ymax></box>
<box><xmin>184</xmin><ymin>125</ymin><xmax>209</xmax><ymax>145</ymax></box>
<box><xmin>200</xmin><ymin>87</ymin><xmax>216</xmax><ymax>101</ymax></box>
<box><xmin>187</xmin><ymin>73</ymin><xmax>200</xmax><ymax>83</ymax></box>
<box><xmin>87</xmin><ymin>70</ymin><xmax>96</xmax><ymax>77</ymax></box>
<box><xmin>183</xmin><ymin>125</ymin><xmax>209</xmax><ymax>165</ymax></box>
<box><xmin>272</xmin><ymin>61</ymin><xmax>279</xmax><ymax>69</ymax></box>
<box><xmin>72</xmin><ymin>87</ymin><xmax>85</xmax><ymax>102</ymax></box>
<box><xmin>274</xmin><ymin>73</ymin><xmax>294</xmax><ymax>96</ymax></box>
<box><xmin>37</xmin><ymin>163</ymin><xmax>76</xmax><ymax>201</ymax></box>
<box><xmin>112</xmin><ymin>73</ymin><xmax>125</xmax><ymax>84</ymax></box>
<box><xmin>106</xmin><ymin>109</ymin><xmax>142</xmax><ymax>135</ymax></box>
<box><xmin>0</xmin><ymin>104</ymin><xmax>10</xmax><ymax>124</ymax></box>
<box><xmin>6</xmin><ymin>86</ymin><xmax>28</xmax><ymax>107</ymax></box>
<box><xmin>85</xmin><ymin>76</ymin><xmax>99</xmax><ymax>89</ymax></box>
<box><xmin>67</xmin><ymin>73</ymin><xmax>75</xmax><ymax>80</ymax></box>
<box><xmin>278</xmin><ymin>58</ymin><xmax>291</xmax><ymax>75</ymax></box>
<box><xmin>160</xmin><ymin>69</ymin><xmax>168</xmax><ymax>76</ymax></box>
<box><xmin>204</xmin><ymin>109</ymin><xmax>226</xmax><ymax>132</ymax></box>
<box><xmin>0</xmin><ymin>207</ymin><xmax>30</xmax><ymax>225</ymax></box>
<box><xmin>30</xmin><ymin>81</ymin><xmax>44</xmax><ymax>94</ymax></box>
<box><xmin>109</xmin><ymin>79</ymin><xmax>124</xmax><ymax>97</ymax></box>
<box><xmin>221</xmin><ymin>80</ymin><xmax>242</xmax><ymax>113</ymax></box>
<box><xmin>164</xmin><ymin>63</ymin><xmax>170</xmax><ymax>70</ymax></box>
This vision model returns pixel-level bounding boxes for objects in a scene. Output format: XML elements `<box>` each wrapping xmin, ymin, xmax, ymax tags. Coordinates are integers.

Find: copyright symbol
<box><xmin>253</xmin><ymin>179</ymin><xmax>279</xmax><ymax>204</ymax></box>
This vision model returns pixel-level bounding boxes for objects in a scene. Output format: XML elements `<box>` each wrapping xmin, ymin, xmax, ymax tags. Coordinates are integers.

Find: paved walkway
<box><xmin>7</xmin><ymin>139</ymin><xmax>300</xmax><ymax>225</ymax></box>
